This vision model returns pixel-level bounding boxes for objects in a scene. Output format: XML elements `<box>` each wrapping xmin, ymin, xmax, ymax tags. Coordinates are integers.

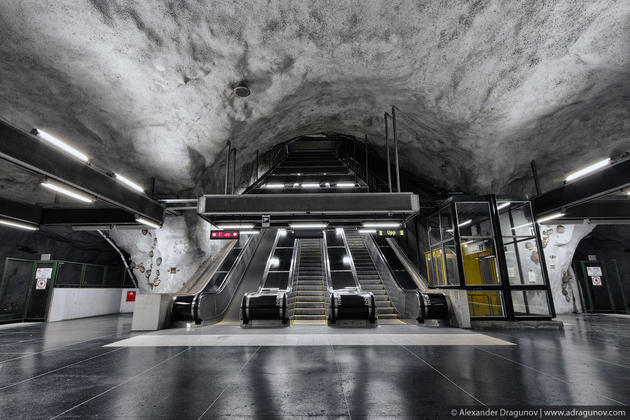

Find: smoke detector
<box><xmin>233</xmin><ymin>81</ymin><xmax>250</xmax><ymax>97</ymax></box>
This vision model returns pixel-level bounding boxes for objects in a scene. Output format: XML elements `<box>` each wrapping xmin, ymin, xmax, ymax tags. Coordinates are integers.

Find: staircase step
<box><xmin>295</xmin><ymin>308</ymin><xmax>326</xmax><ymax>315</ymax></box>
<box><xmin>293</xmin><ymin>314</ymin><xmax>328</xmax><ymax>320</ymax></box>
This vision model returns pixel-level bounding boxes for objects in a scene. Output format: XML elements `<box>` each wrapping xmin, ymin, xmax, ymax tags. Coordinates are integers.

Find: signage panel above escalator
<box><xmin>210</xmin><ymin>230</ymin><xmax>239</xmax><ymax>239</ymax></box>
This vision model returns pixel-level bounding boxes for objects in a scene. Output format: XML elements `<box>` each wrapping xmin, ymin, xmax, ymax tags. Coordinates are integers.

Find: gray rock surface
<box><xmin>1</xmin><ymin>1</ymin><xmax>628</xmax><ymax>197</ymax></box>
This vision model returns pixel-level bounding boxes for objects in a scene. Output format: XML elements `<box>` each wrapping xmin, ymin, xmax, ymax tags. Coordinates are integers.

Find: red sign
<box><xmin>210</xmin><ymin>230</ymin><xmax>239</xmax><ymax>239</ymax></box>
<box><xmin>126</xmin><ymin>291</ymin><xmax>136</xmax><ymax>302</ymax></box>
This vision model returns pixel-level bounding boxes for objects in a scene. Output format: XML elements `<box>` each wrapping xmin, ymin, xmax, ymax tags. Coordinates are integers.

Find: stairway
<box><xmin>291</xmin><ymin>239</ymin><xmax>327</xmax><ymax>321</ymax></box>
<box><xmin>344</xmin><ymin>230</ymin><xmax>399</xmax><ymax>319</ymax></box>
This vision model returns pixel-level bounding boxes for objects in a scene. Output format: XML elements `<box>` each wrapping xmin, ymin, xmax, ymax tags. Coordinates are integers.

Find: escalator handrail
<box><xmin>176</xmin><ymin>238</ymin><xmax>239</xmax><ymax>295</ymax></box>
<box><xmin>386</xmin><ymin>238</ymin><xmax>430</xmax><ymax>292</ymax></box>
<box><xmin>338</xmin><ymin>229</ymin><xmax>362</xmax><ymax>290</ymax></box>
<box><xmin>364</xmin><ymin>235</ymin><xmax>416</xmax><ymax>292</ymax></box>
<box><xmin>208</xmin><ymin>234</ymin><xmax>258</xmax><ymax>295</ymax></box>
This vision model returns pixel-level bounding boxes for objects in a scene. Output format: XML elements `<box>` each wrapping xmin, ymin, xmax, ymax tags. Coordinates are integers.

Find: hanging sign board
<box><xmin>377</xmin><ymin>229</ymin><xmax>406</xmax><ymax>237</ymax></box>
<box><xmin>210</xmin><ymin>230</ymin><xmax>239</xmax><ymax>240</ymax></box>
<box><xmin>586</xmin><ymin>266</ymin><xmax>602</xmax><ymax>277</ymax></box>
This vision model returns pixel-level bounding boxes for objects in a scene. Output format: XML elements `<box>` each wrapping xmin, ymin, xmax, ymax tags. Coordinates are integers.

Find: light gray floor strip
<box><xmin>105</xmin><ymin>333</ymin><xmax>514</xmax><ymax>347</ymax></box>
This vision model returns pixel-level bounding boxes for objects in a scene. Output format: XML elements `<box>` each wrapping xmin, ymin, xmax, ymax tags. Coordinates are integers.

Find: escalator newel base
<box><xmin>329</xmin><ymin>288</ymin><xmax>377</xmax><ymax>327</ymax></box>
<box><xmin>417</xmin><ymin>292</ymin><xmax>449</xmax><ymax>324</ymax></box>
<box><xmin>241</xmin><ymin>289</ymin><xmax>289</xmax><ymax>328</ymax></box>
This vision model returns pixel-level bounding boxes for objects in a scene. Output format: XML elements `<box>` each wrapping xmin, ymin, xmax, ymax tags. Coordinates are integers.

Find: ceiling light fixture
<box><xmin>233</xmin><ymin>81</ymin><xmax>251</xmax><ymax>97</ymax></box>
<box><xmin>265</xmin><ymin>184</ymin><xmax>285</xmax><ymax>189</ymax></box>
<box><xmin>336</xmin><ymin>182</ymin><xmax>355</xmax><ymax>188</ymax></box>
<box><xmin>565</xmin><ymin>158</ymin><xmax>611</xmax><ymax>182</ymax></box>
<box><xmin>358</xmin><ymin>229</ymin><xmax>377</xmax><ymax>234</ymax></box>
<box><xmin>41</xmin><ymin>180</ymin><xmax>95</xmax><ymax>203</ymax></box>
<box><xmin>0</xmin><ymin>219</ymin><xmax>38</xmax><ymax>231</ymax></box>
<box><xmin>217</xmin><ymin>224</ymin><xmax>255</xmax><ymax>229</ymax></box>
<box><xmin>362</xmin><ymin>222</ymin><xmax>400</xmax><ymax>228</ymax></box>
<box><xmin>135</xmin><ymin>217</ymin><xmax>161</xmax><ymax>229</ymax></box>
<box><xmin>497</xmin><ymin>202</ymin><xmax>511</xmax><ymax>211</ymax></box>
<box><xmin>239</xmin><ymin>230</ymin><xmax>260</xmax><ymax>235</ymax></box>
<box><xmin>31</xmin><ymin>129</ymin><xmax>89</xmax><ymax>162</ymax></box>
<box><xmin>115</xmin><ymin>173</ymin><xmax>144</xmax><ymax>193</ymax></box>
<box><xmin>302</xmin><ymin>183</ymin><xmax>320</xmax><ymax>188</ymax></box>
<box><xmin>537</xmin><ymin>212</ymin><xmax>564</xmax><ymax>224</ymax></box>
<box><xmin>290</xmin><ymin>223</ymin><xmax>328</xmax><ymax>229</ymax></box>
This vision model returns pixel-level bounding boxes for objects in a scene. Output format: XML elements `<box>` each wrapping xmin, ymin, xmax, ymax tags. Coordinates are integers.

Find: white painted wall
<box><xmin>47</xmin><ymin>288</ymin><xmax>138</xmax><ymax>322</ymax></box>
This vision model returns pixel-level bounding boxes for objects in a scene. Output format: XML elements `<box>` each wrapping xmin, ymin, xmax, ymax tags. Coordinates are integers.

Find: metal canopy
<box><xmin>0</xmin><ymin>119</ymin><xmax>164</xmax><ymax>223</ymax></box>
<box><xmin>532</xmin><ymin>158</ymin><xmax>630</xmax><ymax>216</ymax></box>
<box><xmin>198</xmin><ymin>192</ymin><xmax>420</xmax><ymax>226</ymax></box>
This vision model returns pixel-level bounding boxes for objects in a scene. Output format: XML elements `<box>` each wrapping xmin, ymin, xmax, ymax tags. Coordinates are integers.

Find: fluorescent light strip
<box><xmin>565</xmin><ymin>158</ymin><xmax>610</xmax><ymax>182</ymax></box>
<box><xmin>240</xmin><ymin>230</ymin><xmax>259</xmax><ymax>235</ymax></box>
<box><xmin>512</xmin><ymin>222</ymin><xmax>533</xmax><ymax>231</ymax></box>
<box><xmin>358</xmin><ymin>229</ymin><xmax>377</xmax><ymax>234</ymax></box>
<box><xmin>135</xmin><ymin>217</ymin><xmax>161</xmax><ymax>229</ymax></box>
<box><xmin>301</xmin><ymin>183</ymin><xmax>320</xmax><ymax>188</ymax></box>
<box><xmin>290</xmin><ymin>223</ymin><xmax>328</xmax><ymax>229</ymax></box>
<box><xmin>32</xmin><ymin>129</ymin><xmax>88</xmax><ymax>162</ymax></box>
<box><xmin>159</xmin><ymin>199</ymin><xmax>198</xmax><ymax>203</ymax></box>
<box><xmin>115</xmin><ymin>173</ymin><xmax>144</xmax><ymax>193</ymax></box>
<box><xmin>537</xmin><ymin>212</ymin><xmax>564</xmax><ymax>224</ymax></box>
<box><xmin>458</xmin><ymin>219</ymin><xmax>472</xmax><ymax>227</ymax></box>
<box><xmin>0</xmin><ymin>219</ymin><xmax>38</xmax><ymax>231</ymax></box>
<box><xmin>41</xmin><ymin>181</ymin><xmax>94</xmax><ymax>203</ymax></box>
<box><xmin>265</xmin><ymin>183</ymin><xmax>285</xmax><ymax>189</ymax></box>
<box><xmin>362</xmin><ymin>222</ymin><xmax>401</xmax><ymax>228</ymax></box>
<box><xmin>336</xmin><ymin>182</ymin><xmax>355</xmax><ymax>188</ymax></box>
<box><xmin>217</xmin><ymin>224</ymin><xmax>255</xmax><ymax>229</ymax></box>
<box><xmin>497</xmin><ymin>202</ymin><xmax>511</xmax><ymax>210</ymax></box>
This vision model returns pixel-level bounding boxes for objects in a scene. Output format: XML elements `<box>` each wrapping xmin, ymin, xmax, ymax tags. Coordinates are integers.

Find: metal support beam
<box><xmin>530</xmin><ymin>160</ymin><xmax>541</xmax><ymax>196</ymax></box>
<box><xmin>532</xmin><ymin>158</ymin><xmax>630</xmax><ymax>215</ymax></box>
<box><xmin>0</xmin><ymin>120</ymin><xmax>164</xmax><ymax>223</ymax></box>
<box><xmin>231</xmin><ymin>147</ymin><xmax>237</xmax><ymax>194</ymax></box>
<box><xmin>0</xmin><ymin>197</ymin><xmax>41</xmax><ymax>225</ymax></box>
<box><xmin>224</xmin><ymin>141</ymin><xmax>231</xmax><ymax>195</ymax></box>
<box><xmin>391</xmin><ymin>106</ymin><xmax>401</xmax><ymax>192</ymax></box>
<box><xmin>555</xmin><ymin>200</ymin><xmax>630</xmax><ymax>221</ymax></box>
<box><xmin>364</xmin><ymin>134</ymin><xmax>369</xmax><ymax>192</ymax></box>
<box><xmin>40</xmin><ymin>208</ymin><xmax>138</xmax><ymax>225</ymax></box>
<box><xmin>384</xmin><ymin>112</ymin><xmax>392</xmax><ymax>193</ymax></box>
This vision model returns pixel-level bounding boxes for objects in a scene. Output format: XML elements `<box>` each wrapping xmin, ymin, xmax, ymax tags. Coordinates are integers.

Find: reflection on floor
<box><xmin>0</xmin><ymin>314</ymin><xmax>629</xmax><ymax>418</ymax></box>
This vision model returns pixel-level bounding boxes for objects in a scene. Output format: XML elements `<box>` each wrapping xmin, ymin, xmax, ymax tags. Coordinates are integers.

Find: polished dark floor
<box><xmin>0</xmin><ymin>314</ymin><xmax>629</xmax><ymax>419</ymax></box>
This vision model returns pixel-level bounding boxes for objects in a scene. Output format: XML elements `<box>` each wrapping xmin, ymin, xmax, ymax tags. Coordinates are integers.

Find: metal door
<box><xmin>574</xmin><ymin>260</ymin><xmax>629</xmax><ymax>314</ymax></box>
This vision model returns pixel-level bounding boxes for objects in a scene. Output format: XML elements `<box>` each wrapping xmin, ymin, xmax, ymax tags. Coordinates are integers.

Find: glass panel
<box><xmin>218</xmin><ymin>248</ymin><xmax>241</xmax><ymax>271</ymax></box>
<box><xmin>502</xmin><ymin>237</ymin><xmax>544</xmax><ymax>285</ymax></box>
<box><xmin>498</xmin><ymin>201</ymin><xmax>535</xmax><ymax>237</ymax></box>
<box><xmin>104</xmin><ymin>266</ymin><xmax>123</xmax><ymax>287</ymax></box>
<box><xmin>428</xmin><ymin>214</ymin><xmax>441</xmax><ymax>245</ymax></box>
<box><xmin>467</xmin><ymin>291</ymin><xmax>505</xmax><ymax>317</ymax></box>
<box><xmin>276</xmin><ymin>230</ymin><xmax>295</xmax><ymax>247</ymax></box>
<box><xmin>331</xmin><ymin>271</ymin><xmax>355</xmax><ymax>289</ymax></box>
<box><xmin>429</xmin><ymin>247</ymin><xmax>445</xmax><ymax>286</ymax></box>
<box><xmin>456</xmin><ymin>202</ymin><xmax>493</xmax><ymax>237</ymax></box>
<box><xmin>511</xmin><ymin>290</ymin><xmax>551</xmax><ymax>317</ymax></box>
<box><xmin>328</xmin><ymin>248</ymin><xmax>351</xmax><ymax>271</ymax></box>
<box><xmin>204</xmin><ymin>272</ymin><xmax>227</xmax><ymax>292</ymax></box>
<box><xmin>461</xmin><ymin>238</ymin><xmax>500</xmax><ymax>285</ymax></box>
<box><xmin>55</xmin><ymin>262</ymin><xmax>83</xmax><ymax>286</ymax></box>
<box><xmin>84</xmin><ymin>265</ymin><xmax>105</xmax><ymax>286</ymax></box>
<box><xmin>265</xmin><ymin>272</ymin><xmax>289</xmax><ymax>289</ymax></box>
<box><xmin>444</xmin><ymin>242</ymin><xmax>460</xmax><ymax>286</ymax></box>
<box><xmin>325</xmin><ymin>230</ymin><xmax>345</xmax><ymax>247</ymax></box>
<box><xmin>440</xmin><ymin>209</ymin><xmax>454</xmax><ymax>241</ymax></box>
<box><xmin>270</xmin><ymin>248</ymin><xmax>293</xmax><ymax>271</ymax></box>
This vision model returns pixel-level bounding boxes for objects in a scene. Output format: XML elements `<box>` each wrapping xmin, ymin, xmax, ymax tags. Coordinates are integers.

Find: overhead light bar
<box><xmin>217</xmin><ymin>224</ymin><xmax>255</xmax><ymax>229</ymax></box>
<box><xmin>302</xmin><ymin>183</ymin><xmax>320</xmax><ymax>188</ymax></box>
<box><xmin>362</xmin><ymin>222</ymin><xmax>400</xmax><ymax>228</ymax></box>
<box><xmin>565</xmin><ymin>158</ymin><xmax>610</xmax><ymax>182</ymax></box>
<box><xmin>358</xmin><ymin>229</ymin><xmax>376</xmax><ymax>234</ymax></box>
<box><xmin>159</xmin><ymin>199</ymin><xmax>198</xmax><ymax>203</ymax></box>
<box><xmin>336</xmin><ymin>182</ymin><xmax>355</xmax><ymax>188</ymax></box>
<box><xmin>290</xmin><ymin>223</ymin><xmax>328</xmax><ymax>229</ymax></box>
<box><xmin>31</xmin><ymin>129</ymin><xmax>89</xmax><ymax>162</ymax></box>
<box><xmin>239</xmin><ymin>230</ymin><xmax>259</xmax><ymax>235</ymax></box>
<box><xmin>537</xmin><ymin>212</ymin><xmax>564</xmax><ymax>224</ymax></box>
<box><xmin>114</xmin><ymin>173</ymin><xmax>144</xmax><ymax>193</ymax></box>
<box><xmin>41</xmin><ymin>180</ymin><xmax>95</xmax><ymax>203</ymax></box>
<box><xmin>0</xmin><ymin>219</ymin><xmax>38</xmax><ymax>231</ymax></box>
<box><xmin>512</xmin><ymin>222</ymin><xmax>533</xmax><ymax>231</ymax></box>
<box><xmin>458</xmin><ymin>219</ymin><xmax>472</xmax><ymax>227</ymax></box>
<box><xmin>265</xmin><ymin>183</ymin><xmax>285</xmax><ymax>189</ymax></box>
<box><xmin>135</xmin><ymin>217</ymin><xmax>161</xmax><ymax>229</ymax></box>
<box><xmin>497</xmin><ymin>202</ymin><xmax>511</xmax><ymax>211</ymax></box>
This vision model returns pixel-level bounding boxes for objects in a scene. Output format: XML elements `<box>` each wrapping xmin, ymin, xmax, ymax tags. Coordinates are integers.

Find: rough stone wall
<box><xmin>541</xmin><ymin>224</ymin><xmax>595</xmax><ymax>314</ymax></box>
<box><xmin>109</xmin><ymin>214</ymin><xmax>229</xmax><ymax>293</ymax></box>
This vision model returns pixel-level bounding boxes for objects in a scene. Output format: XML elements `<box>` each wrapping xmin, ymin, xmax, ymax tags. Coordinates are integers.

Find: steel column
<box><xmin>384</xmin><ymin>113</ymin><xmax>392</xmax><ymax>193</ymax></box>
<box><xmin>392</xmin><ymin>106</ymin><xmax>401</xmax><ymax>192</ymax></box>
<box><xmin>224</xmin><ymin>141</ymin><xmax>231</xmax><ymax>195</ymax></box>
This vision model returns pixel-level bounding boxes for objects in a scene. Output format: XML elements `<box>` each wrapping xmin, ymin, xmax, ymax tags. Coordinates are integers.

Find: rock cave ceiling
<box><xmin>0</xmin><ymin>1</ymin><xmax>629</xmax><ymax>203</ymax></box>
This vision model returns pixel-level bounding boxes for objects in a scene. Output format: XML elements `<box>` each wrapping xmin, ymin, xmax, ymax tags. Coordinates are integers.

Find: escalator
<box><xmin>171</xmin><ymin>229</ymin><xmax>276</xmax><ymax>325</ymax></box>
<box><xmin>290</xmin><ymin>238</ymin><xmax>327</xmax><ymax>322</ymax></box>
<box><xmin>345</xmin><ymin>230</ymin><xmax>399</xmax><ymax>320</ymax></box>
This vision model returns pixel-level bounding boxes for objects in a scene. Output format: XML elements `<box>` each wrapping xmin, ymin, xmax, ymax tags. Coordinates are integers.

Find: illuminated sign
<box><xmin>210</xmin><ymin>230</ymin><xmax>240</xmax><ymax>240</ymax></box>
<box><xmin>377</xmin><ymin>229</ymin><xmax>405</xmax><ymax>237</ymax></box>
